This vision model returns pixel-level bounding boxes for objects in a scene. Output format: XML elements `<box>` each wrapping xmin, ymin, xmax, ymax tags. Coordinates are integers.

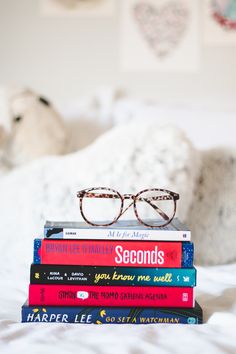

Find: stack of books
<box><xmin>22</xmin><ymin>219</ymin><xmax>203</xmax><ymax>324</ymax></box>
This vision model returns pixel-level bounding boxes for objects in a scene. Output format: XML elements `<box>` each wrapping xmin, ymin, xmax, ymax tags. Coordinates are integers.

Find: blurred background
<box><xmin>1</xmin><ymin>2</ymin><xmax>236</xmax><ymax>342</ymax></box>
<box><xmin>0</xmin><ymin>0</ymin><xmax>235</xmax><ymax>296</ymax></box>
<box><xmin>0</xmin><ymin>0</ymin><xmax>236</xmax><ymax>151</ymax></box>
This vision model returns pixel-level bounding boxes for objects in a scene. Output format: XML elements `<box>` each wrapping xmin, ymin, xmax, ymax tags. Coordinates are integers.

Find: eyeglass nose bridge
<box><xmin>123</xmin><ymin>193</ymin><xmax>135</xmax><ymax>200</ymax></box>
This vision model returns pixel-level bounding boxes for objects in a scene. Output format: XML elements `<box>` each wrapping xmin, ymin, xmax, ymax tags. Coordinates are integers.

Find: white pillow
<box><xmin>0</xmin><ymin>120</ymin><xmax>200</xmax><ymax>267</ymax></box>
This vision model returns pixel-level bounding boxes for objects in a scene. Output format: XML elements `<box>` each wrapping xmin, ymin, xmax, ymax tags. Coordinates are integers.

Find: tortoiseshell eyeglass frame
<box><xmin>76</xmin><ymin>187</ymin><xmax>179</xmax><ymax>228</ymax></box>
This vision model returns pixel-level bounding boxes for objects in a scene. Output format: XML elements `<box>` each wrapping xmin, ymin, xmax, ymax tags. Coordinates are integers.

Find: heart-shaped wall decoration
<box><xmin>133</xmin><ymin>1</ymin><xmax>189</xmax><ymax>58</ymax></box>
<box><xmin>211</xmin><ymin>0</ymin><xmax>236</xmax><ymax>30</ymax></box>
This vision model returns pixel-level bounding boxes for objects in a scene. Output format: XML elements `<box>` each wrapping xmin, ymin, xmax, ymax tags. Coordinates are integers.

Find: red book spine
<box><xmin>34</xmin><ymin>239</ymin><xmax>183</xmax><ymax>267</ymax></box>
<box><xmin>29</xmin><ymin>285</ymin><xmax>194</xmax><ymax>308</ymax></box>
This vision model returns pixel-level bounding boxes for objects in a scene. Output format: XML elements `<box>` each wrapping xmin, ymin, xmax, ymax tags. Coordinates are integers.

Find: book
<box><xmin>22</xmin><ymin>301</ymin><xmax>203</xmax><ymax>324</ymax></box>
<box><xmin>44</xmin><ymin>218</ymin><xmax>191</xmax><ymax>241</ymax></box>
<box><xmin>33</xmin><ymin>239</ymin><xmax>193</xmax><ymax>268</ymax></box>
<box><xmin>28</xmin><ymin>284</ymin><xmax>194</xmax><ymax>307</ymax></box>
<box><xmin>30</xmin><ymin>264</ymin><xmax>197</xmax><ymax>287</ymax></box>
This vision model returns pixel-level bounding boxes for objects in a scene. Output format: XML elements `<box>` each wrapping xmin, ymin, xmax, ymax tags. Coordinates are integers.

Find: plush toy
<box><xmin>0</xmin><ymin>87</ymin><xmax>68</xmax><ymax>171</ymax></box>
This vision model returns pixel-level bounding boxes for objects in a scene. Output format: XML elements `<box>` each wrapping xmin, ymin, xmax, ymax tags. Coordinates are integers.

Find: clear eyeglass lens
<box><xmin>81</xmin><ymin>188</ymin><xmax>122</xmax><ymax>226</ymax></box>
<box><xmin>135</xmin><ymin>190</ymin><xmax>175</xmax><ymax>227</ymax></box>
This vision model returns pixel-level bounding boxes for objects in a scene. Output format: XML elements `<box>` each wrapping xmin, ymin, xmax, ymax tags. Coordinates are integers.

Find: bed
<box><xmin>0</xmin><ymin>262</ymin><xmax>236</xmax><ymax>354</ymax></box>
<box><xmin>0</xmin><ymin>103</ymin><xmax>236</xmax><ymax>354</ymax></box>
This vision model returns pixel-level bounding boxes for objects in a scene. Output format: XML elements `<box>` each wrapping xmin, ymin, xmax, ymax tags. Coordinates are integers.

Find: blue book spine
<box><xmin>22</xmin><ymin>303</ymin><xmax>203</xmax><ymax>324</ymax></box>
<box><xmin>182</xmin><ymin>242</ymin><xmax>194</xmax><ymax>268</ymax></box>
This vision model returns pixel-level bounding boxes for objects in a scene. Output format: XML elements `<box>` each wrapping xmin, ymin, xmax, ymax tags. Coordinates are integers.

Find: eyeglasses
<box><xmin>76</xmin><ymin>187</ymin><xmax>179</xmax><ymax>228</ymax></box>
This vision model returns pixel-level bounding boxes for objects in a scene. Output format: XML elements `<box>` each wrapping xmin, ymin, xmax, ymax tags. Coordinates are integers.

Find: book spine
<box><xmin>33</xmin><ymin>239</ymin><xmax>193</xmax><ymax>268</ymax></box>
<box><xmin>28</xmin><ymin>285</ymin><xmax>194</xmax><ymax>307</ymax></box>
<box><xmin>44</xmin><ymin>227</ymin><xmax>191</xmax><ymax>241</ymax></box>
<box><xmin>30</xmin><ymin>264</ymin><xmax>196</xmax><ymax>287</ymax></box>
<box><xmin>22</xmin><ymin>304</ymin><xmax>202</xmax><ymax>324</ymax></box>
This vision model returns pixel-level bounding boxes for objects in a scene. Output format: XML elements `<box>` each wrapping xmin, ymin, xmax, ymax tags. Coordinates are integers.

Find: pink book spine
<box><xmin>29</xmin><ymin>285</ymin><xmax>194</xmax><ymax>308</ymax></box>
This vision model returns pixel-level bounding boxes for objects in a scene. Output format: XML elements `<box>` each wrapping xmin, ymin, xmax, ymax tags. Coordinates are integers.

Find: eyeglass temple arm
<box><xmin>144</xmin><ymin>200</ymin><xmax>169</xmax><ymax>221</ymax></box>
<box><xmin>119</xmin><ymin>199</ymin><xmax>169</xmax><ymax>221</ymax></box>
<box><xmin>120</xmin><ymin>201</ymin><xmax>135</xmax><ymax>217</ymax></box>
<box><xmin>114</xmin><ymin>197</ymin><xmax>170</xmax><ymax>223</ymax></box>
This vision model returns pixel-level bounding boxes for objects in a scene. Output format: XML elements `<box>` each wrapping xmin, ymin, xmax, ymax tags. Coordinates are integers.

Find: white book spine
<box><xmin>46</xmin><ymin>228</ymin><xmax>191</xmax><ymax>241</ymax></box>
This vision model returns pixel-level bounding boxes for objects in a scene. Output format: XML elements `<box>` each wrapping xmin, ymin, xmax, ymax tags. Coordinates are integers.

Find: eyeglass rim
<box><xmin>77</xmin><ymin>187</ymin><xmax>179</xmax><ymax>228</ymax></box>
<box><xmin>78</xmin><ymin>187</ymin><xmax>124</xmax><ymax>227</ymax></box>
<box><xmin>134</xmin><ymin>189</ymin><xmax>177</xmax><ymax>228</ymax></box>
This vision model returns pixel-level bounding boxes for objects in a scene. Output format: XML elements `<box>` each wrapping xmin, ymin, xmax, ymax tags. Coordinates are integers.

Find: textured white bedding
<box><xmin>0</xmin><ymin>120</ymin><xmax>236</xmax><ymax>354</ymax></box>
<box><xmin>0</xmin><ymin>263</ymin><xmax>236</xmax><ymax>354</ymax></box>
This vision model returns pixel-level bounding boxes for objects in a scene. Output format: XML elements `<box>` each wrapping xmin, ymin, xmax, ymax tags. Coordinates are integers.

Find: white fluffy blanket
<box><xmin>0</xmin><ymin>121</ymin><xmax>200</xmax><ymax>261</ymax></box>
<box><xmin>0</xmin><ymin>263</ymin><xmax>235</xmax><ymax>354</ymax></box>
<box><xmin>187</xmin><ymin>148</ymin><xmax>236</xmax><ymax>265</ymax></box>
<box><xmin>0</xmin><ymin>121</ymin><xmax>236</xmax><ymax>354</ymax></box>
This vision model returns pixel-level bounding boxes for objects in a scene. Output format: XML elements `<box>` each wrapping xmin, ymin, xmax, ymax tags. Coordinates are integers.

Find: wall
<box><xmin>0</xmin><ymin>0</ymin><xmax>236</xmax><ymax>148</ymax></box>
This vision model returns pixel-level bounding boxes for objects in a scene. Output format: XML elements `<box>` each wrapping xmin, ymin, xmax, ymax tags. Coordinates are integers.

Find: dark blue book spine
<box><xmin>22</xmin><ymin>303</ymin><xmax>203</xmax><ymax>324</ymax></box>
<box><xmin>33</xmin><ymin>239</ymin><xmax>41</xmax><ymax>264</ymax></box>
<box><xmin>182</xmin><ymin>242</ymin><xmax>194</xmax><ymax>267</ymax></box>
